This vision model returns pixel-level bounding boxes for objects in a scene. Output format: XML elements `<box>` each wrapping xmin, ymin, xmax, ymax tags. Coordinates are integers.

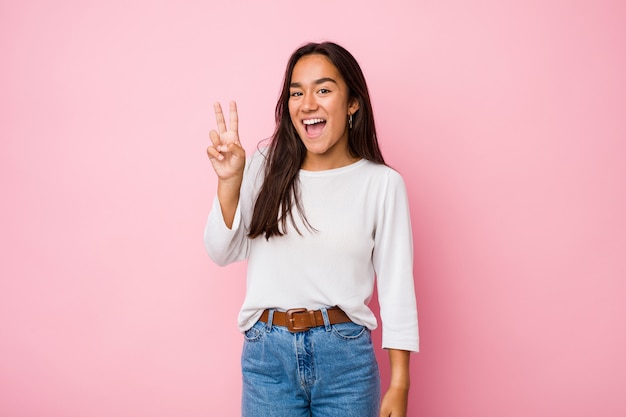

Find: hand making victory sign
<box><xmin>207</xmin><ymin>101</ymin><xmax>245</xmax><ymax>180</ymax></box>
<box><xmin>206</xmin><ymin>101</ymin><xmax>245</xmax><ymax>228</ymax></box>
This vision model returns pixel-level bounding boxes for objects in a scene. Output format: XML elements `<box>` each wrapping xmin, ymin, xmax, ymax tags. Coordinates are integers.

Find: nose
<box><xmin>302</xmin><ymin>92</ymin><xmax>318</xmax><ymax>111</ymax></box>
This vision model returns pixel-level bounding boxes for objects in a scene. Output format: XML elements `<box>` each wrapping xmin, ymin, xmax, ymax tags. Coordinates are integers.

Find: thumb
<box><xmin>221</xmin><ymin>141</ymin><xmax>245</xmax><ymax>158</ymax></box>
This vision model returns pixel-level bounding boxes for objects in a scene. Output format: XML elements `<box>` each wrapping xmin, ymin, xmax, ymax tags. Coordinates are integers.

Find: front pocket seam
<box><xmin>331</xmin><ymin>324</ymin><xmax>367</xmax><ymax>340</ymax></box>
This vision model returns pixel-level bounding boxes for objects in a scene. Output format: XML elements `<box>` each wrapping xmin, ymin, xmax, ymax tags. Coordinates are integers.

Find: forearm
<box><xmin>217</xmin><ymin>176</ymin><xmax>242</xmax><ymax>228</ymax></box>
<box><xmin>388</xmin><ymin>348</ymin><xmax>410</xmax><ymax>389</ymax></box>
<box><xmin>380</xmin><ymin>349</ymin><xmax>411</xmax><ymax>417</ymax></box>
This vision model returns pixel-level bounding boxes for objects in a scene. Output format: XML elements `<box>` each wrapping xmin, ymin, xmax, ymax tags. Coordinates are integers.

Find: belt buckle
<box><xmin>286</xmin><ymin>308</ymin><xmax>314</xmax><ymax>332</ymax></box>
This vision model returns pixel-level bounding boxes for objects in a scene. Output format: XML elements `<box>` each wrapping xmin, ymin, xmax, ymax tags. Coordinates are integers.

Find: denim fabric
<box><xmin>241</xmin><ymin>308</ymin><xmax>381</xmax><ymax>417</ymax></box>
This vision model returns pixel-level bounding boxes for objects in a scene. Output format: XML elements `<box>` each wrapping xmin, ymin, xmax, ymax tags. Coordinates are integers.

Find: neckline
<box><xmin>299</xmin><ymin>158</ymin><xmax>367</xmax><ymax>177</ymax></box>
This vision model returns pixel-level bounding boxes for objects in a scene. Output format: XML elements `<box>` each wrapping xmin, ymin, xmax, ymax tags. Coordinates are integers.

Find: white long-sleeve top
<box><xmin>204</xmin><ymin>150</ymin><xmax>419</xmax><ymax>351</ymax></box>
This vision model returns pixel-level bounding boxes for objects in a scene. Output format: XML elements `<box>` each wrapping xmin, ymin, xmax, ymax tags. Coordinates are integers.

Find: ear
<box><xmin>348</xmin><ymin>97</ymin><xmax>360</xmax><ymax>115</ymax></box>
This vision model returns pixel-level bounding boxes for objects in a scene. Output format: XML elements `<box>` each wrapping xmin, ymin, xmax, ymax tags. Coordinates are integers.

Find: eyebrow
<box><xmin>290</xmin><ymin>77</ymin><xmax>338</xmax><ymax>88</ymax></box>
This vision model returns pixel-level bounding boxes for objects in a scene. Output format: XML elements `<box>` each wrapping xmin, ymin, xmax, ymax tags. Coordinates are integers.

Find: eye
<box><xmin>290</xmin><ymin>91</ymin><xmax>302</xmax><ymax>97</ymax></box>
<box><xmin>318</xmin><ymin>88</ymin><xmax>330</xmax><ymax>94</ymax></box>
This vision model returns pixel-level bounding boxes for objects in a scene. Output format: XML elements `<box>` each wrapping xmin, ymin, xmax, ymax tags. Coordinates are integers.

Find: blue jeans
<box><xmin>241</xmin><ymin>308</ymin><xmax>381</xmax><ymax>417</ymax></box>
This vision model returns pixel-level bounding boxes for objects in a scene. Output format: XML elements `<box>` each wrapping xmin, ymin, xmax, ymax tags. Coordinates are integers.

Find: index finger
<box><xmin>229</xmin><ymin>101</ymin><xmax>238</xmax><ymax>133</ymax></box>
<box><xmin>213</xmin><ymin>102</ymin><xmax>227</xmax><ymax>134</ymax></box>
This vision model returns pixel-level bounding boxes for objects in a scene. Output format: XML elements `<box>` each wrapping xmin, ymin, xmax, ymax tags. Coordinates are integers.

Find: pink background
<box><xmin>2</xmin><ymin>1</ymin><xmax>625</xmax><ymax>416</ymax></box>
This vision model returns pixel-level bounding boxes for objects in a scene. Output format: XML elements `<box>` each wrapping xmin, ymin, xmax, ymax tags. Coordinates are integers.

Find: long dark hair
<box><xmin>248</xmin><ymin>41</ymin><xmax>385</xmax><ymax>240</ymax></box>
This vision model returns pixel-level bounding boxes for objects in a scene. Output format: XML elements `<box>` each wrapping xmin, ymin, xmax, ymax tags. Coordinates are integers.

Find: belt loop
<box><xmin>265</xmin><ymin>309</ymin><xmax>274</xmax><ymax>332</ymax></box>
<box><xmin>320</xmin><ymin>307</ymin><xmax>332</xmax><ymax>332</ymax></box>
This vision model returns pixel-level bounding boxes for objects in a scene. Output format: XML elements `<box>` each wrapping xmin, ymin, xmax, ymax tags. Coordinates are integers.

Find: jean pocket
<box><xmin>331</xmin><ymin>322</ymin><xmax>367</xmax><ymax>340</ymax></box>
<box><xmin>243</xmin><ymin>321</ymin><xmax>265</xmax><ymax>342</ymax></box>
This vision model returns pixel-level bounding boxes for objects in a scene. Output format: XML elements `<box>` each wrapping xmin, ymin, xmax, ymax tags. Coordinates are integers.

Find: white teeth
<box><xmin>303</xmin><ymin>118</ymin><xmax>325</xmax><ymax>125</ymax></box>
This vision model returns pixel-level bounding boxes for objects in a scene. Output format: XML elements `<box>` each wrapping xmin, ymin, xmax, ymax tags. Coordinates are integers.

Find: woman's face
<box><xmin>288</xmin><ymin>54</ymin><xmax>360</xmax><ymax>170</ymax></box>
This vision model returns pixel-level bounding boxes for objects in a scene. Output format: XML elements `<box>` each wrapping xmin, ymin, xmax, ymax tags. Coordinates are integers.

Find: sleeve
<box><xmin>372</xmin><ymin>169</ymin><xmax>419</xmax><ymax>352</ymax></box>
<box><xmin>203</xmin><ymin>150</ymin><xmax>265</xmax><ymax>266</ymax></box>
<box><xmin>203</xmin><ymin>195</ymin><xmax>248</xmax><ymax>266</ymax></box>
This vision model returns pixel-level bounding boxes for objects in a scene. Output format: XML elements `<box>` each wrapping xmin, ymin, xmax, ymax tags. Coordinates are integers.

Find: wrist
<box><xmin>389</xmin><ymin>375</ymin><xmax>410</xmax><ymax>390</ymax></box>
<box><xmin>218</xmin><ymin>174</ymin><xmax>243</xmax><ymax>187</ymax></box>
<box><xmin>217</xmin><ymin>177</ymin><xmax>243</xmax><ymax>200</ymax></box>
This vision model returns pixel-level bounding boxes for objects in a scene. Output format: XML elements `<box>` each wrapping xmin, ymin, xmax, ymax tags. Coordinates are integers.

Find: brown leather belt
<box><xmin>259</xmin><ymin>307</ymin><xmax>352</xmax><ymax>332</ymax></box>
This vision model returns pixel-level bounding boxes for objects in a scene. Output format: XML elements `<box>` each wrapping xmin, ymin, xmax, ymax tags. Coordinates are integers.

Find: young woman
<box><xmin>205</xmin><ymin>42</ymin><xmax>419</xmax><ymax>417</ymax></box>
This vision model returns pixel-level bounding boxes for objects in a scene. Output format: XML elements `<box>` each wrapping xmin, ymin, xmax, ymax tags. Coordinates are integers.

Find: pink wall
<box><xmin>2</xmin><ymin>1</ymin><xmax>625</xmax><ymax>416</ymax></box>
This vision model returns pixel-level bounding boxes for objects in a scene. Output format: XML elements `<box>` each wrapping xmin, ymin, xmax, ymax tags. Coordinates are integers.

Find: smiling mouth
<box><xmin>303</xmin><ymin>118</ymin><xmax>326</xmax><ymax>136</ymax></box>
